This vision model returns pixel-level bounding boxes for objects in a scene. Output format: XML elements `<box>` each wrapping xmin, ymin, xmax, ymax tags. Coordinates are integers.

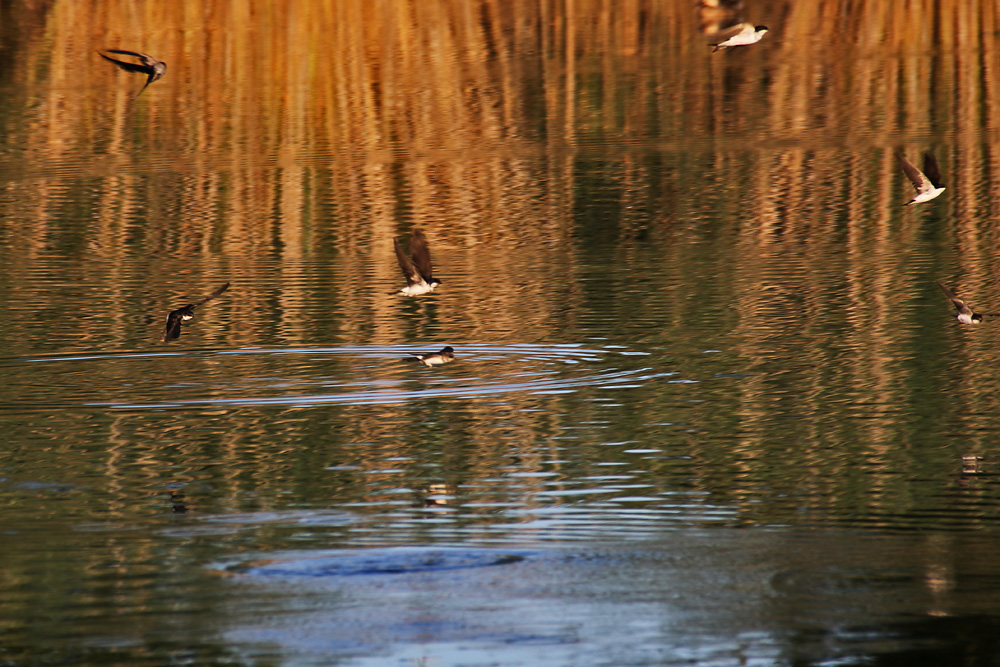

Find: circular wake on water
<box><xmin>2</xmin><ymin>343</ymin><xmax>670</xmax><ymax>411</ymax></box>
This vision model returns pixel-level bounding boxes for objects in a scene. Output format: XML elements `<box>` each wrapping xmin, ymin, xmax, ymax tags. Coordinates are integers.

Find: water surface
<box><xmin>2</xmin><ymin>1</ymin><xmax>1000</xmax><ymax>665</ymax></box>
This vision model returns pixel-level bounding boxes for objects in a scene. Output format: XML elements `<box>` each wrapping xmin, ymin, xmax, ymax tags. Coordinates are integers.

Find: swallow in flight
<box><xmin>99</xmin><ymin>49</ymin><xmax>166</xmax><ymax>96</ymax></box>
<box><xmin>393</xmin><ymin>229</ymin><xmax>441</xmax><ymax>296</ymax></box>
<box><xmin>162</xmin><ymin>282</ymin><xmax>230</xmax><ymax>342</ymax></box>
<box><xmin>710</xmin><ymin>23</ymin><xmax>768</xmax><ymax>51</ymax></box>
<box><xmin>937</xmin><ymin>281</ymin><xmax>986</xmax><ymax>325</ymax></box>
<box><xmin>897</xmin><ymin>152</ymin><xmax>946</xmax><ymax>206</ymax></box>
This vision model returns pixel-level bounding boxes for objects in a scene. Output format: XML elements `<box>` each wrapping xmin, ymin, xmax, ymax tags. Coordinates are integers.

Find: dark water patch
<box><xmin>221</xmin><ymin>546</ymin><xmax>533</xmax><ymax>578</ymax></box>
<box><xmin>159</xmin><ymin>509</ymin><xmax>357</xmax><ymax>538</ymax></box>
<box><xmin>2</xmin><ymin>478</ymin><xmax>81</xmax><ymax>494</ymax></box>
<box><xmin>770</xmin><ymin>567</ymin><xmax>919</xmax><ymax>595</ymax></box>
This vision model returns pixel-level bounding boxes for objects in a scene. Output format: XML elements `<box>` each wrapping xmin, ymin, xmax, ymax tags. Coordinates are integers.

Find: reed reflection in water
<box><xmin>1</xmin><ymin>0</ymin><xmax>1000</xmax><ymax>665</ymax></box>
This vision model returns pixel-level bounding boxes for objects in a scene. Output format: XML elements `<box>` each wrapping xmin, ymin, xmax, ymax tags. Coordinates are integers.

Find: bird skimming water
<box><xmin>937</xmin><ymin>281</ymin><xmax>986</xmax><ymax>325</ymax></box>
<box><xmin>393</xmin><ymin>229</ymin><xmax>441</xmax><ymax>296</ymax></box>
<box><xmin>408</xmin><ymin>346</ymin><xmax>455</xmax><ymax>367</ymax></box>
<box><xmin>162</xmin><ymin>282</ymin><xmax>230</xmax><ymax>342</ymax></box>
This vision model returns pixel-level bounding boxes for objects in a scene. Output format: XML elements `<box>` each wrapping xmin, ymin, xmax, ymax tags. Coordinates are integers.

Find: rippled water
<box><xmin>3</xmin><ymin>0</ymin><xmax>1000</xmax><ymax>665</ymax></box>
<box><xmin>10</xmin><ymin>344</ymin><xmax>662</xmax><ymax>410</ymax></box>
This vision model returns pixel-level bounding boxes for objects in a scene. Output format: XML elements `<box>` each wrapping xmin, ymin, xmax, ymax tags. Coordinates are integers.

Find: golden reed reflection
<box><xmin>6</xmin><ymin>2</ymin><xmax>993</xmax><ymax>190</ymax></box>
<box><xmin>3</xmin><ymin>0</ymin><xmax>996</xmax><ymax>263</ymax></box>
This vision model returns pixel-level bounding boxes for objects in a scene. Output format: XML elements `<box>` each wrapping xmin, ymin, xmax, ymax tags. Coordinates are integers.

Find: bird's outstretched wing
<box><xmin>191</xmin><ymin>282</ymin><xmax>231</xmax><ymax>309</ymax></box>
<box><xmin>394</xmin><ymin>237</ymin><xmax>421</xmax><ymax>286</ymax></box>
<box><xmin>99</xmin><ymin>51</ymin><xmax>151</xmax><ymax>74</ymax></box>
<box><xmin>162</xmin><ymin>309</ymin><xmax>186</xmax><ymax>342</ymax></box>
<box><xmin>937</xmin><ymin>281</ymin><xmax>973</xmax><ymax>316</ymax></box>
<box><xmin>103</xmin><ymin>49</ymin><xmax>158</xmax><ymax>67</ymax></box>
<box><xmin>896</xmin><ymin>152</ymin><xmax>932</xmax><ymax>193</ymax></box>
<box><xmin>922</xmin><ymin>152</ymin><xmax>945</xmax><ymax>188</ymax></box>
<box><xmin>408</xmin><ymin>230</ymin><xmax>434</xmax><ymax>282</ymax></box>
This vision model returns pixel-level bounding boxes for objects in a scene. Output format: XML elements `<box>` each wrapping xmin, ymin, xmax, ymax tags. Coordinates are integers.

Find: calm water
<box><xmin>3</xmin><ymin>1</ymin><xmax>1000</xmax><ymax>665</ymax></box>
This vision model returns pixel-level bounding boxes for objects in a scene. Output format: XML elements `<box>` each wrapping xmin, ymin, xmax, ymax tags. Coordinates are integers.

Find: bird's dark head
<box><xmin>972</xmin><ymin>313</ymin><xmax>984</xmax><ymax>324</ymax></box>
<box><xmin>430</xmin><ymin>278</ymin><xmax>442</xmax><ymax>286</ymax></box>
<box><xmin>441</xmin><ymin>346</ymin><xmax>454</xmax><ymax>355</ymax></box>
<box><xmin>754</xmin><ymin>25</ymin><xmax>769</xmax><ymax>32</ymax></box>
